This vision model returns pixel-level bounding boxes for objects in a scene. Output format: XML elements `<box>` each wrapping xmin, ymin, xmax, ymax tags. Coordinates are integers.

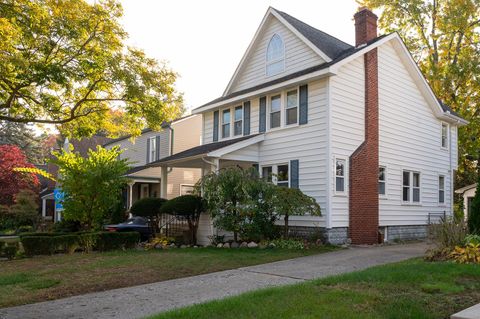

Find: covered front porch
<box><xmin>146</xmin><ymin>134</ymin><xmax>265</xmax><ymax>245</ymax></box>
<box><xmin>124</xmin><ymin>166</ymin><xmax>162</xmax><ymax>209</ymax></box>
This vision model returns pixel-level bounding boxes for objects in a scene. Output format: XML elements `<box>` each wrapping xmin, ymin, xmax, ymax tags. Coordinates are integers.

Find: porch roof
<box><xmin>147</xmin><ymin>134</ymin><xmax>263</xmax><ymax>167</ymax></box>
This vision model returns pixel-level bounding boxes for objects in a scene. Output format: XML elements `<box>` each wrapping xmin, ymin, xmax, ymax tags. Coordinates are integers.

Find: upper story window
<box><xmin>335</xmin><ymin>159</ymin><xmax>346</xmax><ymax>193</ymax></box>
<box><xmin>378</xmin><ymin>166</ymin><xmax>386</xmax><ymax>195</ymax></box>
<box><xmin>234</xmin><ymin>105</ymin><xmax>243</xmax><ymax>136</ymax></box>
<box><xmin>441</xmin><ymin>122</ymin><xmax>449</xmax><ymax>149</ymax></box>
<box><xmin>403</xmin><ymin>170</ymin><xmax>421</xmax><ymax>203</ymax></box>
<box><xmin>286</xmin><ymin>90</ymin><xmax>298</xmax><ymax>125</ymax></box>
<box><xmin>222</xmin><ymin>109</ymin><xmax>230</xmax><ymax>138</ymax></box>
<box><xmin>270</xmin><ymin>95</ymin><xmax>281</xmax><ymax>129</ymax></box>
<box><xmin>148</xmin><ymin>137</ymin><xmax>156</xmax><ymax>163</ymax></box>
<box><xmin>266</xmin><ymin>34</ymin><xmax>284</xmax><ymax>76</ymax></box>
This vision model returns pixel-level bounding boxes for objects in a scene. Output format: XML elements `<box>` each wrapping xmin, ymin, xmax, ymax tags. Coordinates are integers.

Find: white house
<box><xmin>104</xmin><ymin>115</ymin><xmax>202</xmax><ymax>208</ymax></box>
<box><xmin>147</xmin><ymin>7</ymin><xmax>467</xmax><ymax>245</ymax></box>
<box><xmin>456</xmin><ymin>184</ymin><xmax>477</xmax><ymax>220</ymax></box>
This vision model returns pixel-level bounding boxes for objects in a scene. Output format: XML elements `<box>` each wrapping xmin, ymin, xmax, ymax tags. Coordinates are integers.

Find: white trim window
<box><xmin>266</xmin><ymin>34</ymin><xmax>284</xmax><ymax>76</ymax></box>
<box><xmin>148</xmin><ymin>137</ymin><xmax>156</xmax><ymax>163</ymax></box>
<box><xmin>335</xmin><ymin>159</ymin><xmax>346</xmax><ymax>193</ymax></box>
<box><xmin>180</xmin><ymin>184</ymin><xmax>195</xmax><ymax>196</ymax></box>
<box><xmin>262</xmin><ymin>166</ymin><xmax>273</xmax><ymax>183</ymax></box>
<box><xmin>286</xmin><ymin>90</ymin><xmax>298</xmax><ymax>125</ymax></box>
<box><xmin>441</xmin><ymin>122</ymin><xmax>449</xmax><ymax>149</ymax></box>
<box><xmin>277</xmin><ymin>164</ymin><xmax>289</xmax><ymax>187</ymax></box>
<box><xmin>439</xmin><ymin>175</ymin><xmax>445</xmax><ymax>204</ymax></box>
<box><xmin>234</xmin><ymin>105</ymin><xmax>243</xmax><ymax>136</ymax></box>
<box><xmin>270</xmin><ymin>95</ymin><xmax>281</xmax><ymax>129</ymax></box>
<box><xmin>261</xmin><ymin>164</ymin><xmax>288</xmax><ymax>187</ymax></box>
<box><xmin>222</xmin><ymin>109</ymin><xmax>231</xmax><ymax>139</ymax></box>
<box><xmin>378</xmin><ymin>166</ymin><xmax>386</xmax><ymax>195</ymax></box>
<box><xmin>403</xmin><ymin>170</ymin><xmax>421</xmax><ymax>203</ymax></box>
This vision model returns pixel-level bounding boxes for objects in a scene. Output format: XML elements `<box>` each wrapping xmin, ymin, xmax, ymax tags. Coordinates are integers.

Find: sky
<box><xmin>120</xmin><ymin>0</ymin><xmax>360</xmax><ymax>112</ymax></box>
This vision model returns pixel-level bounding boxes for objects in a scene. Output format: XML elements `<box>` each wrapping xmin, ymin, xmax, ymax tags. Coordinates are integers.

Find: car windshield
<box><xmin>124</xmin><ymin>217</ymin><xmax>147</xmax><ymax>225</ymax></box>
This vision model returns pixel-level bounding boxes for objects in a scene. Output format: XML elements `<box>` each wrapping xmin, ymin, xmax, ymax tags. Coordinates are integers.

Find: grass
<box><xmin>149</xmin><ymin>259</ymin><xmax>480</xmax><ymax>319</ymax></box>
<box><xmin>0</xmin><ymin>246</ymin><xmax>335</xmax><ymax>308</ymax></box>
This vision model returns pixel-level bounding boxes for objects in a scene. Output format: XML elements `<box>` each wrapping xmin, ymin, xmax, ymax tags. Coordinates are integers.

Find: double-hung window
<box><xmin>378</xmin><ymin>166</ymin><xmax>386</xmax><ymax>195</ymax></box>
<box><xmin>148</xmin><ymin>137</ymin><xmax>156</xmax><ymax>163</ymax></box>
<box><xmin>222</xmin><ymin>109</ymin><xmax>230</xmax><ymax>138</ymax></box>
<box><xmin>234</xmin><ymin>106</ymin><xmax>243</xmax><ymax>136</ymax></box>
<box><xmin>277</xmin><ymin>164</ymin><xmax>289</xmax><ymax>187</ymax></box>
<box><xmin>262</xmin><ymin>166</ymin><xmax>273</xmax><ymax>183</ymax></box>
<box><xmin>286</xmin><ymin>90</ymin><xmax>298</xmax><ymax>125</ymax></box>
<box><xmin>335</xmin><ymin>159</ymin><xmax>346</xmax><ymax>193</ymax></box>
<box><xmin>441</xmin><ymin>123</ymin><xmax>448</xmax><ymax>149</ymax></box>
<box><xmin>439</xmin><ymin>175</ymin><xmax>445</xmax><ymax>204</ymax></box>
<box><xmin>270</xmin><ymin>95</ymin><xmax>281</xmax><ymax>129</ymax></box>
<box><xmin>403</xmin><ymin>170</ymin><xmax>421</xmax><ymax>203</ymax></box>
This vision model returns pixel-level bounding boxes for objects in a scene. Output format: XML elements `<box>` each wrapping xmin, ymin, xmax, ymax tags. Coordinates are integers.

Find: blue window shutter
<box><xmin>155</xmin><ymin>136</ymin><xmax>161</xmax><ymax>160</ymax></box>
<box><xmin>299</xmin><ymin>85</ymin><xmax>308</xmax><ymax>125</ymax></box>
<box><xmin>259</xmin><ymin>97</ymin><xmax>266</xmax><ymax>133</ymax></box>
<box><xmin>290</xmin><ymin>159</ymin><xmax>299</xmax><ymax>189</ymax></box>
<box><xmin>243</xmin><ymin>101</ymin><xmax>251</xmax><ymax>136</ymax></box>
<box><xmin>213</xmin><ymin>110</ymin><xmax>219</xmax><ymax>142</ymax></box>
<box><xmin>146</xmin><ymin>138</ymin><xmax>150</xmax><ymax>163</ymax></box>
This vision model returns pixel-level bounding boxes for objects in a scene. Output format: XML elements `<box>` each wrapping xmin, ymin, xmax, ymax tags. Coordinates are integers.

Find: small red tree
<box><xmin>0</xmin><ymin>145</ymin><xmax>39</xmax><ymax>205</ymax></box>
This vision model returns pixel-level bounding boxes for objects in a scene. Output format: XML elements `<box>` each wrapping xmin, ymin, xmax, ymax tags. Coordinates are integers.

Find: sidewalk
<box><xmin>0</xmin><ymin>242</ymin><xmax>428</xmax><ymax>319</ymax></box>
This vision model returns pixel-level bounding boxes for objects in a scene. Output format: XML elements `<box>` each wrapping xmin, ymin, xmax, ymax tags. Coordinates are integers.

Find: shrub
<box><xmin>22</xmin><ymin>236</ymin><xmax>57</xmax><ymax>256</ymax></box>
<box><xmin>428</xmin><ymin>216</ymin><xmax>467</xmax><ymax>250</ymax></box>
<box><xmin>78</xmin><ymin>232</ymin><xmax>99</xmax><ymax>253</ymax></box>
<box><xmin>449</xmin><ymin>243</ymin><xmax>480</xmax><ymax>264</ymax></box>
<box><xmin>53</xmin><ymin>219</ymin><xmax>82</xmax><ymax>233</ymax></box>
<box><xmin>96</xmin><ymin>232</ymin><xmax>140</xmax><ymax>251</ymax></box>
<box><xmin>160</xmin><ymin>195</ymin><xmax>204</xmax><ymax>244</ymax></box>
<box><xmin>130</xmin><ymin>197</ymin><xmax>167</xmax><ymax>234</ymax></box>
<box><xmin>465</xmin><ymin>234</ymin><xmax>480</xmax><ymax>245</ymax></box>
<box><xmin>3</xmin><ymin>244</ymin><xmax>19</xmax><ymax>260</ymax></box>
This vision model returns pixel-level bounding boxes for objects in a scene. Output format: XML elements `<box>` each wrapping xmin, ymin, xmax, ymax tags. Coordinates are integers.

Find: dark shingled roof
<box><xmin>148</xmin><ymin>134</ymin><xmax>261</xmax><ymax>166</ymax></box>
<box><xmin>438</xmin><ymin>99</ymin><xmax>461</xmax><ymax>118</ymax></box>
<box><xmin>274</xmin><ymin>8</ymin><xmax>353</xmax><ymax>60</ymax></box>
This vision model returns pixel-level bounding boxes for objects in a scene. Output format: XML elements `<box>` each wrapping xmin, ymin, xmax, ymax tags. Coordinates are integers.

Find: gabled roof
<box><xmin>148</xmin><ymin>134</ymin><xmax>261</xmax><ymax>166</ymax></box>
<box><xmin>455</xmin><ymin>183</ymin><xmax>477</xmax><ymax>194</ymax></box>
<box><xmin>274</xmin><ymin>9</ymin><xmax>353</xmax><ymax>60</ymax></box>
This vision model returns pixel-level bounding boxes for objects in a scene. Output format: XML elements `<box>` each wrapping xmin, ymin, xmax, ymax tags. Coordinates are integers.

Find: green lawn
<box><xmin>150</xmin><ymin>259</ymin><xmax>480</xmax><ymax>319</ymax></box>
<box><xmin>0</xmin><ymin>246</ymin><xmax>334</xmax><ymax>308</ymax></box>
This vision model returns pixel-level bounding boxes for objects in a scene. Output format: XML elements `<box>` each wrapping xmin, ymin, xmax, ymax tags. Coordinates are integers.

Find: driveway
<box><xmin>0</xmin><ymin>242</ymin><xmax>428</xmax><ymax>319</ymax></box>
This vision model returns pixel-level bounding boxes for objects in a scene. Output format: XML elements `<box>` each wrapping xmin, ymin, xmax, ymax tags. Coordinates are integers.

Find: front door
<box><xmin>140</xmin><ymin>184</ymin><xmax>150</xmax><ymax>199</ymax></box>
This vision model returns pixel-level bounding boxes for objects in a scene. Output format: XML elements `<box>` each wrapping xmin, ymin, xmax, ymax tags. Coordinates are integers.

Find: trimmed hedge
<box><xmin>21</xmin><ymin>231</ymin><xmax>140</xmax><ymax>256</ymax></box>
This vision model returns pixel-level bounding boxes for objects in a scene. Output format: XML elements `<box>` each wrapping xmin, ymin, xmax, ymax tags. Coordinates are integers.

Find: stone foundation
<box><xmin>385</xmin><ymin>225</ymin><xmax>428</xmax><ymax>242</ymax></box>
<box><xmin>286</xmin><ymin>226</ymin><xmax>349</xmax><ymax>245</ymax></box>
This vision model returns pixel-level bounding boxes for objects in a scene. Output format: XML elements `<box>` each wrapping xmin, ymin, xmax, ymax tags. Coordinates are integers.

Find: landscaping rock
<box><xmin>268</xmin><ymin>242</ymin><xmax>276</xmax><ymax>249</ymax></box>
<box><xmin>169</xmin><ymin>243</ymin><xmax>176</xmax><ymax>248</ymax></box>
<box><xmin>230</xmin><ymin>242</ymin><xmax>239</xmax><ymax>248</ymax></box>
<box><xmin>216</xmin><ymin>243</ymin><xmax>223</xmax><ymax>248</ymax></box>
<box><xmin>247</xmin><ymin>242</ymin><xmax>258</xmax><ymax>248</ymax></box>
<box><xmin>180</xmin><ymin>245</ymin><xmax>188</xmax><ymax>249</ymax></box>
<box><xmin>223</xmin><ymin>242</ymin><xmax>230</xmax><ymax>248</ymax></box>
<box><xmin>240</xmin><ymin>242</ymin><xmax>248</xmax><ymax>248</ymax></box>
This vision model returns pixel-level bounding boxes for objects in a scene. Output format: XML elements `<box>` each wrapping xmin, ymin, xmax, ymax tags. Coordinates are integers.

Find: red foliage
<box><xmin>0</xmin><ymin>145</ymin><xmax>39</xmax><ymax>205</ymax></box>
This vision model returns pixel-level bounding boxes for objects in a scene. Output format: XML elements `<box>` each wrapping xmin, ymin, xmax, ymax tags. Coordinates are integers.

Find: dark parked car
<box><xmin>104</xmin><ymin>216</ymin><xmax>152</xmax><ymax>241</ymax></box>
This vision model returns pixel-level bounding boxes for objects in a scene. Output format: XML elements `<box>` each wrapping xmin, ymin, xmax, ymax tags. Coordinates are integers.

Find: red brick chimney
<box><xmin>349</xmin><ymin>7</ymin><xmax>379</xmax><ymax>245</ymax></box>
<box><xmin>354</xmin><ymin>7</ymin><xmax>378</xmax><ymax>46</ymax></box>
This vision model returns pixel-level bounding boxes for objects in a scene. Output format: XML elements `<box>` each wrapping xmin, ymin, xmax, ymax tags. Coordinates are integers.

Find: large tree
<box><xmin>0</xmin><ymin>144</ymin><xmax>39</xmax><ymax>205</ymax></box>
<box><xmin>0</xmin><ymin>0</ymin><xmax>183</xmax><ymax>138</ymax></box>
<box><xmin>361</xmin><ymin>0</ymin><xmax>480</xmax><ymax>187</ymax></box>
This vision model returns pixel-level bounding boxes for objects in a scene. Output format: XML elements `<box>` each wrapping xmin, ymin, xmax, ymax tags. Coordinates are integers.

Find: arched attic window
<box><xmin>266</xmin><ymin>34</ymin><xmax>285</xmax><ymax>76</ymax></box>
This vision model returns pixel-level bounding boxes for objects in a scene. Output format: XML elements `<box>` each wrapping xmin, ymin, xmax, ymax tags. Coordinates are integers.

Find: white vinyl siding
<box><xmin>377</xmin><ymin>41</ymin><xmax>454</xmax><ymax>226</ymax></box>
<box><xmin>228</xmin><ymin>16</ymin><xmax>325</xmax><ymax>94</ymax></box>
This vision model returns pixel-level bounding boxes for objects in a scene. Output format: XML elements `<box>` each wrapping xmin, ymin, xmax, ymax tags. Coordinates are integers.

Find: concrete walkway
<box><xmin>0</xmin><ymin>242</ymin><xmax>427</xmax><ymax>319</ymax></box>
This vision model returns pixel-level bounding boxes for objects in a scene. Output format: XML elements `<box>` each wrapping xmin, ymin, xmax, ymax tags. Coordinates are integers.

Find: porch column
<box><xmin>212</xmin><ymin>158</ymin><xmax>220</xmax><ymax>173</ymax></box>
<box><xmin>128</xmin><ymin>182</ymin><xmax>134</xmax><ymax>209</ymax></box>
<box><xmin>160</xmin><ymin>166</ymin><xmax>168</xmax><ymax>198</ymax></box>
<box><xmin>41</xmin><ymin>198</ymin><xmax>47</xmax><ymax>218</ymax></box>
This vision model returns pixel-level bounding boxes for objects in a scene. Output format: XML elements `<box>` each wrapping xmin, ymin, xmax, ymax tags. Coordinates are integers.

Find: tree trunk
<box><xmin>284</xmin><ymin>214</ymin><xmax>289</xmax><ymax>239</ymax></box>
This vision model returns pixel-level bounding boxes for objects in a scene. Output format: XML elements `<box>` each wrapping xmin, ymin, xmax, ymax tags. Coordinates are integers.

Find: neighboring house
<box><xmin>40</xmin><ymin>135</ymin><xmax>112</xmax><ymax>222</ymax></box>
<box><xmin>147</xmin><ymin>7</ymin><xmax>467</xmax><ymax>246</ymax></box>
<box><xmin>104</xmin><ymin>115</ymin><xmax>202</xmax><ymax>208</ymax></box>
<box><xmin>455</xmin><ymin>184</ymin><xmax>477</xmax><ymax>219</ymax></box>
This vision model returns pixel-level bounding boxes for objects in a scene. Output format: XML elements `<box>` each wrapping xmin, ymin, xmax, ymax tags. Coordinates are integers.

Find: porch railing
<box><xmin>427</xmin><ymin>211</ymin><xmax>447</xmax><ymax>224</ymax></box>
<box><xmin>158</xmin><ymin>214</ymin><xmax>189</xmax><ymax>238</ymax></box>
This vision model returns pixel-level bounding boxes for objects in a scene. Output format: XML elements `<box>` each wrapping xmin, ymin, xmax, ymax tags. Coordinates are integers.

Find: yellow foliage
<box><xmin>449</xmin><ymin>243</ymin><xmax>480</xmax><ymax>264</ymax></box>
<box><xmin>13</xmin><ymin>167</ymin><xmax>56</xmax><ymax>181</ymax></box>
<box><xmin>144</xmin><ymin>236</ymin><xmax>175</xmax><ymax>250</ymax></box>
